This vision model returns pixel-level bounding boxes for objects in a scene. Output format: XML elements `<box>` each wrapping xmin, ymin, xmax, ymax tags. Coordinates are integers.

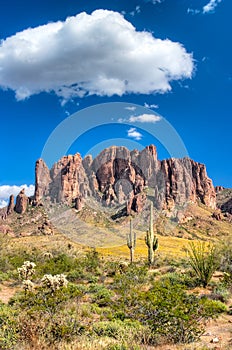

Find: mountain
<box><xmin>1</xmin><ymin>145</ymin><xmax>231</xmax><ymax>243</ymax></box>
<box><xmin>34</xmin><ymin>145</ymin><xmax>216</xmax><ymax>215</ymax></box>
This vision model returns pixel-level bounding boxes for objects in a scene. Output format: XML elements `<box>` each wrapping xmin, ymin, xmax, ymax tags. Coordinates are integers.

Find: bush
<box><xmin>92</xmin><ymin>319</ymin><xmax>149</xmax><ymax>345</ymax></box>
<box><xmin>186</xmin><ymin>241</ymin><xmax>219</xmax><ymax>288</ymax></box>
<box><xmin>89</xmin><ymin>284</ymin><xmax>114</xmax><ymax>307</ymax></box>
<box><xmin>37</xmin><ymin>253</ymin><xmax>78</xmax><ymax>276</ymax></box>
<box><xmin>160</xmin><ymin>271</ymin><xmax>200</xmax><ymax>289</ymax></box>
<box><xmin>133</xmin><ymin>280</ymin><xmax>218</xmax><ymax>344</ymax></box>
<box><xmin>200</xmin><ymin>298</ymin><xmax>227</xmax><ymax>315</ymax></box>
<box><xmin>0</xmin><ymin>302</ymin><xmax>18</xmax><ymax>349</ymax></box>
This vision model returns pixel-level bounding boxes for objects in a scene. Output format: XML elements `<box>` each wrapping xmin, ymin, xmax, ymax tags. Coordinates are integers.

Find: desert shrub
<box><xmin>211</xmin><ymin>283</ymin><xmax>231</xmax><ymax>302</ymax></box>
<box><xmin>17</xmin><ymin>308</ymin><xmax>85</xmax><ymax>346</ymax></box>
<box><xmin>67</xmin><ymin>268</ymin><xmax>85</xmax><ymax>281</ymax></box>
<box><xmin>113</xmin><ymin>264</ymin><xmax>148</xmax><ymax>292</ymax></box>
<box><xmin>84</xmin><ymin>249</ymin><xmax>101</xmax><ymax>273</ymax></box>
<box><xmin>133</xmin><ymin>280</ymin><xmax>219</xmax><ymax>344</ymax></box>
<box><xmin>37</xmin><ymin>253</ymin><xmax>78</xmax><ymax>276</ymax></box>
<box><xmin>0</xmin><ymin>302</ymin><xmax>19</xmax><ymax>349</ymax></box>
<box><xmin>106</xmin><ymin>345</ymin><xmax>128</xmax><ymax>350</ymax></box>
<box><xmin>89</xmin><ymin>284</ymin><xmax>114</xmax><ymax>307</ymax></box>
<box><xmin>222</xmin><ymin>272</ymin><xmax>232</xmax><ymax>289</ymax></box>
<box><xmin>0</xmin><ymin>271</ymin><xmax>11</xmax><ymax>282</ymax></box>
<box><xmin>218</xmin><ymin>238</ymin><xmax>232</xmax><ymax>273</ymax></box>
<box><xmin>186</xmin><ymin>241</ymin><xmax>219</xmax><ymax>288</ymax></box>
<box><xmin>199</xmin><ymin>298</ymin><xmax>227</xmax><ymax>315</ymax></box>
<box><xmin>160</xmin><ymin>271</ymin><xmax>200</xmax><ymax>289</ymax></box>
<box><xmin>92</xmin><ymin>319</ymin><xmax>149</xmax><ymax>345</ymax></box>
<box><xmin>10</xmin><ymin>282</ymin><xmax>82</xmax><ymax>316</ymax></box>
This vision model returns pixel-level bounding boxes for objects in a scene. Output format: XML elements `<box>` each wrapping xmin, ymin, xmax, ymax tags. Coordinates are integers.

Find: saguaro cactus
<box><xmin>127</xmin><ymin>218</ymin><xmax>136</xmax><ymax>263</ymax></box>
<box><xmin>145</xmin><ymin>201</ymin><xmax>158</xmax><ymax>266</ymax></box>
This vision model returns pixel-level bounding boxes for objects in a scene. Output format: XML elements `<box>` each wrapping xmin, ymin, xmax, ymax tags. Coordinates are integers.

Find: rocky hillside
<box><xmin>216</xmin><ymin>187</ymin><xmax>232</xmax><ymax>215</ymax></box>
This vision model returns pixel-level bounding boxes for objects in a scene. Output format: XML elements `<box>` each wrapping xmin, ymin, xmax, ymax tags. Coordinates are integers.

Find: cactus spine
<box><xmin>127</xmin><ymin>218</ymin><xmax>136</xmax><ymax>263</ymax></box>
<box><xmin>145</xmin><ymin>201</ymin><xmax>158</xmax><ymax>266</ymax></box>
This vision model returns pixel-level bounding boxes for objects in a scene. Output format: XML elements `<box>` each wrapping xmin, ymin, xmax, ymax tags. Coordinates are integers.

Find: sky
<box><xmin>0</xmin><ymin>0</ymin><xmax>231</xmax><ymax>207</ymax></box>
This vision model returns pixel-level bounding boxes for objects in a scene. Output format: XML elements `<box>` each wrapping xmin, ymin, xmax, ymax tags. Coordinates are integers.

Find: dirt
<box><xmin>0</xmin><ymin>282</ymin><xmax>18</xmax><ymax>303</ymax></box>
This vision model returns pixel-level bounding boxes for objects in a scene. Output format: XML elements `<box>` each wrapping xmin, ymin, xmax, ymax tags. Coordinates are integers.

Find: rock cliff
<box><xmin>33</xmin><ymin>145</ymin><xmax>216</xmax><ymax>214</ymax></box>
<box><xmin>15</xmin><ymin>189</ymin><xmax>28</xmax><ymax>214</ymax></box>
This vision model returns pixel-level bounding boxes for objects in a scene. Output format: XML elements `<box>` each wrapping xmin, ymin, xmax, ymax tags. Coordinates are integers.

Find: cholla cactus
<box><xmin>22</xmin><ymin>279</ymin><xmax>35</xmax><ymax>292</ymax></box>
<box><xmin>41</xmin><ymin>274</ymin><xmax>68</xmax><ymax>292</ymax></box>
<box><xmin>18</xmin><ymin>261</ymin><xmax>36</xmax><ymax>280</ymax></box>
<box><xmin>145</xmin><ymin>201</ymin><xmax>158</xmax><ymax>267</ymax></box>
<box><xmin>127</xmin><ymin>218</ymin><xmax>136</xmax><ymax>263</ymax></box>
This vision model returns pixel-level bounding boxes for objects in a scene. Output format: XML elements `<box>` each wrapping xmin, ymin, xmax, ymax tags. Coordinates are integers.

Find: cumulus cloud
<box><xmin>0</xmin><ymin>184</ymin><xmax>35</xmax><ymax>205</ymax></box>
<box><xmin>0</xmin><ymin>199</ymin><xmax>8</xmax><ymax>208</ymax></box>
<box><xmin>0</xmin><ymin>10</ymin><xmax>194</xmax><ymax>102</ymax></box>
<box><xmin>127</xmin><ymin>127</ymin><xmax>142</xmax><ymax>140</ymax></box>
<box><xmin>129</xmin><ymin>113</ymin><xmax>161</xmax><ymax>123</ymax></box>
<box><xmin>203</xmin><ymin>0</ymin><xmax>222</xmax><ymax>13</ymax></box>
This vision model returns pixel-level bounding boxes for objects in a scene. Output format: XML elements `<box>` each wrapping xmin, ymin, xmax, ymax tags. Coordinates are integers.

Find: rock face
<box><xmin>34</xmin><ymin>159</ymin><xmax>51</xmax><ymax>205</ymax></box>
<box><xmin>216</xmin><ymin>188</ymin><xmax>232</xmax><ymax>215</ymax></box>
<box><xmin>33</xmin><ymin>145</ymin><xmax>216</xmax><ymax>213</ymax></box>
<box><xmin>15</xmin><ymin>189</ymin><xmax>28</xmax><ymax>214</ymax></box>
<box><xmin>7</xmin><ymin>195</ymin><xmax>14</xmax><ymax>215</ymax></box>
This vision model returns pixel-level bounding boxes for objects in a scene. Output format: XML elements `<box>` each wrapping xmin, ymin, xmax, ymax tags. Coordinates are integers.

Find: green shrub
<box><xmin>37</xmin><ymin>253</ymin><xmax>77</xmax><ymax>276</ymax></box>
<box><xmin>211</xmin><ymin>283</ymin><xmax>231</xmax><ymax>302</ymax></box>
<box><xmin>89</xmin><ymin>284</ymin><xmax>114</xmax><ymax>307</ymax></box>
<box><xmin>0</xmin><ymin>302</ymin><xmax>19</xmax><ymax>349</ymax></box>
<box><xmin>160</xmin><ymin>271</ymin><xmax>200</xmax><ymax>289</ymax></box>
<box><xmin>200</xmin><ymin>298</ymin><xmax>227</xmax><ymax>315</ymax></box>
<box><xmin>133</xmin><ymin>280</ymin><xmax>218</xmax><ymax>344</ymax></box>
<box><xmin>92</xmin><ymin>319</ymin><xmax>149</xmax><ymax>345</ymax></box>
<box><xmin>107</xmin><ymin>345</ymin><xmax>128</xmax><ymax>350</ymax></box>
<box><xmin>84</xmin><ymin>249</ymin><xmax>101</xmax><ymax>273</ymax></box>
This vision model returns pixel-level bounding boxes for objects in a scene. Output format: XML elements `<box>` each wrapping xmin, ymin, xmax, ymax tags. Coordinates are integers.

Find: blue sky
<box><xmin>0</xmin><ymin>0</ymin><xmax>231</xmax><ymax>206</ymax></box>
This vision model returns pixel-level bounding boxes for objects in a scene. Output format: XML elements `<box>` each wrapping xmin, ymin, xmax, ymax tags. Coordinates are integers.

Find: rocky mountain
<box><xmin>1</xmin><ymin>145</ymin><xmax>231</xmax><ymax>241</ymax></box>
<box><xmin>33</xmin><ymin>145</ymin><xmax>216</xmax><ymax>215</ymax></box>
<box><xmin>216</xmin><ymin>187</ymin><xmax>232</xmax><ymax>215</ymax></box>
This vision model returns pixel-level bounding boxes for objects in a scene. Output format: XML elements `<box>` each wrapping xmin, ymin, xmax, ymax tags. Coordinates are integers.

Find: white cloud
<box><xmin>130</xmin><ymin>6</ymin><xmax>141</xmax><ymax>16</ymax></box>
<box><xmin>127</xmin><ymin>127</ymin><xmax>142</xmax><ymax>140</ymax></box>
<box><xmin>187</xmin><ymin>8</ymin><xmax>200</xmax><ymax>15</ymax></box>
<box><xmin>129</xmin><ymin>113</ymin><xmax>161</xmax><ymax>123</ymax></box>
<box><xmin>0</xmin><ymin>199</ymin><xmax>8</xmax><ymax>208</ymax></box>
<box><xmin>0</xmin><ymin>184</ymin><xmax>35</xmax><ymax>201</ymax></box>
<box><xmin>145</xmin><ymin>0</ymin><xmax>163</xmax><ymax>4</ymax></box>
<box><xmin>125</xmin><ymin>106</ymin><xmax>136</xmax><ymax>111</ymax></box>
<box><xmin>203</xmin><ymin>0</ymin><xmax>222</xmax><ymax>13</ymax></box>
<box><xmin>0</xmin><ymin>10</ymin><xmax>194</xmax><ymax>101</ymax></box>
<box><xmin>144</xmin><ymin>102</ymin><xmax>159</xmax><ymax>109</ymax></box>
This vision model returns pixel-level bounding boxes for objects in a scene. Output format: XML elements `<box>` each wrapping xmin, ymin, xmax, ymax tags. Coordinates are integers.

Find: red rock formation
<box><xmin>215</xmin><ymin>186</ymin><xmax>224</xmax><ymax>193</ymax></box>
<box><xmin>7</xmin><ymin>195</ymin><xmax>14</xmax><ymax>215</ymax></box>
<box><xmin>15</xmin><ymin>189</ymin><xmax>28</xmax><ymax>214</ymax></box>
<box><xmin>33</xmin><ymin>145</ymin><xmax>216</xmax><ymax>214</ymax></box>
<box><xmin>34</xmin><ymin>159</ymin><xmax>51</xmax><ymax>205</ymax></box>
<box><xmin>161</xmin><ymin>157</ymin><xmax>216</xmax><ymax>210</ymax></box>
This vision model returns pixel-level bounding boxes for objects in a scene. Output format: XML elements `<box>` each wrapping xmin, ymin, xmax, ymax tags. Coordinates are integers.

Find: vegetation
<box><xmin>0</xmin><ymin>233</ymin><xmax>231</xmax><ymax>350</ymax></box>
<box><xmin>186</xmin><ymin>241</ymin><xmax>219</xmax><ymax>288</ymax></box>
<box><xmin>126</xmin><ymin>219</ymin><xmax>136</xmax><ymax>264</ymax></box>
<box><xmin>145</xmin><ymin>201</ymin><xmax>158</xmax><ymax>267</ymax></box>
